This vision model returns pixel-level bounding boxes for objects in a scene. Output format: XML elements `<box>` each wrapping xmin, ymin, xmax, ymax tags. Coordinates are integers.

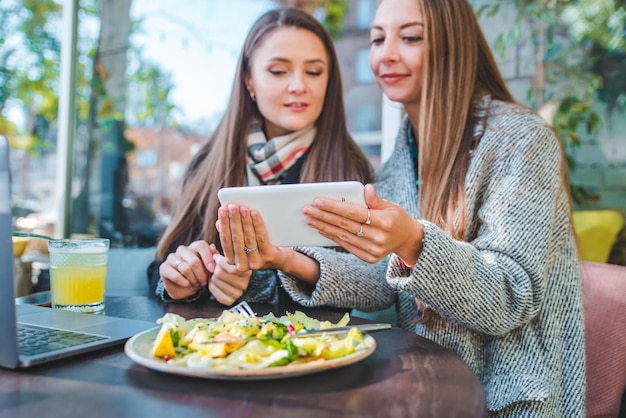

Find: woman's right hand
<box><xmin>303</xmin><ymin>183</ymin><xmax>425</xmax><ymax>265</ymax></box>
<box><xmin>159</xmin><ymin>240</ymin><xmax>218</xmax><ymax>300</ymax></box>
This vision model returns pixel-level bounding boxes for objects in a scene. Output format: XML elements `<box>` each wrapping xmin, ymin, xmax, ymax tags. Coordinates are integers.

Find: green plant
<box><xmin>552</xmin><ymin>96</ymin><xmax>601</xmax><ymax>204</ymax></box>
<box><xmin>274</xmin><ymin>0</ymin><xmax>348</xmax><ymax>38</ymax></box>
<box><xmin>321</xmin><ymin>0</ymin><xmax>348</xmax><ymax>38</ymax></box>
<box><xmin>474</xmin><ymin>0</ymin><xmax>626</xmax><ymax>205</ymax></box>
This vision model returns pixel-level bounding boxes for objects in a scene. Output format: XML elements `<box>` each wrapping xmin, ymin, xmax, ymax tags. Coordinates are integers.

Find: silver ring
<box><xmin>245</xmin><ymin>246</ymin><xmax>258</xmax><ymax>254</ymax></box>
<box><xmin>174</xmin><ymin>259</ymin><xmax>182</xmax><ymax>268</ymax></box>
<box><xmin>357</xmin><ymin>224</ymin><xmax>364</xmax><ymax>237</ymax></box>
<box><xmin>365</xmin><ymin>208</ymin><xmax>371</xmax><ymax>225</ymax></box>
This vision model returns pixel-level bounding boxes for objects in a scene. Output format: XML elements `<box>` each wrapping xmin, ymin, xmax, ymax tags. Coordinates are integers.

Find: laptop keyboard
<box><xmin>18</xmin><ymin>323</ymin><xmax>108</xmax><ymax>356</ymax></box>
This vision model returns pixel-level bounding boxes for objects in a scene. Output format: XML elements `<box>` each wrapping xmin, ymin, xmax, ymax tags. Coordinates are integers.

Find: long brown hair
<box><xmin>417</xmin><ymin>0</ymin><xmax>515</xmax><ymax>239</ymax></box>
<box><xmin>156</xmin><ymin>8</ymin><xmax>373</xmax><ymax>259</ymax></box>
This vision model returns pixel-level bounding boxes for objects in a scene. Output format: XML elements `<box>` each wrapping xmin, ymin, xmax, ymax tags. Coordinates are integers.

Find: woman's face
<box><xmin>245</xmin><ymin>27</ymin><xmax>329</xmax><ymax>139</ymax></box>
<box><xmin>369</xmin><ymin>0</ymin><xmax>425</xmax><ymax>114</ymax></box>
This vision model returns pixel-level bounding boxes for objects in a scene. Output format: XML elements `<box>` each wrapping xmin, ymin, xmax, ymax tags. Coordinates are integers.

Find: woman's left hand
<box><xmin>217</xmin><ymin>204</ymin><xmax>290</xmax><ymax>271</ymax></box>
<box><xmin>213</xmin><ymin>207</ymin><xmax>284</xmax><ymax>305</ymax></box>
<box><xmin>217</xmin><ymin>203</ymin><xmax>322</xmax><ymax>286</ymax></box>
<box><xmin>303</xmin><ymin>183</ymin><xmax>424</xmax><ymax>265</ymax></box>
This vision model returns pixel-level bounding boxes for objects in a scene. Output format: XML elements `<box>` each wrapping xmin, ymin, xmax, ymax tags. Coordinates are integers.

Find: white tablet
<box><xmin>217</xmin><ymin>181</ymin><xmax>366</xmax><ymax>247</ymax></box>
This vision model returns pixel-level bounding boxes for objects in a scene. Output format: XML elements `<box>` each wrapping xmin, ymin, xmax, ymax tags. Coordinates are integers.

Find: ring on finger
<box><xmin>357</xmin><ymin>224</ymin><xmax>364</xmax><ymax>237</ymax></box>
<box><xmin>174</xmin><ymin>258</ymin><xmax>183</xmax><ymax>269</ymax></box>
<box><xmin>244</xmin><ymin>246</ymin><xmax>258</xmax><ymax>254</ymax></box>
<box><xmin>365</xmin><ymin>208</ymin><xmax>371</xmax><ymax>225</ymax></box>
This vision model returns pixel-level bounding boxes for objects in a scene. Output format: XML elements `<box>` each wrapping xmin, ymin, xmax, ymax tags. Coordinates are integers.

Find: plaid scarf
<box><xmin>247</xmin><ymin>122</ymin><xmax>316</xmax><ymax>185</ymax></box>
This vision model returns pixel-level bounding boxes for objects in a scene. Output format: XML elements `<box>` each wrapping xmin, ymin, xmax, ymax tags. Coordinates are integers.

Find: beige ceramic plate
<box><xmin>125</xmin><ymin>327</ymin><xmax>376</xmax><ymax>380</ymax></box>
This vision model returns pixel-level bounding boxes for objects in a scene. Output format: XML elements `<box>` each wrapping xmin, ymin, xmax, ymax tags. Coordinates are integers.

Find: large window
<box><xmin>4</xmin><ymin>1</ymin><xmax>278</xmax><ymax>247</ymax></box>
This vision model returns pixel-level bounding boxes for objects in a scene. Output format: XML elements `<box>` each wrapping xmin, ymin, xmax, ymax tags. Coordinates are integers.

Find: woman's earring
<box><xmin>249</xmin><ymin>91</ymin><xmax>256</xmax><ymax>102</ymax></box>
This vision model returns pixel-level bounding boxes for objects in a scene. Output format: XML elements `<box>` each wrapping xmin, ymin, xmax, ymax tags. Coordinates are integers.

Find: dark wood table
<box><xmin>1</xmin><ymin>296</ymin><xmax>486</xmax><ymax>418</ymax></box>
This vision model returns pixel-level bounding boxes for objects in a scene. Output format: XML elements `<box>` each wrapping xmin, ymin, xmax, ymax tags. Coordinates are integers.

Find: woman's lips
<box><xmin>380</xmin><ymin>73</ymin><xmax>408</xmax><ymax>84</ymax></box>
<box><xmin>285</xmin><ymin>103</ymin><xmax>309</xmax><ymax>112</ymax></box>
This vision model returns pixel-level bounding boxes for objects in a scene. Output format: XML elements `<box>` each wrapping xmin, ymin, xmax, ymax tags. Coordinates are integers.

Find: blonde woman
<box><xmin>267</xmin><ymin>0</ymin><xmax>585</xmax><ymax>416</ymax></box>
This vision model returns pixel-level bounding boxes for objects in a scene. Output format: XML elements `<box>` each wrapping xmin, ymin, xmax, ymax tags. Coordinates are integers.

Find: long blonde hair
<box><xmin>417</xmin><ymin>0</ymin><xmax>514</xmax><ymax>239</ymax></box>
<box><xmin>411</xmin><ymin>0</ymin><xmax>575</xmax><ymax>325</ymax></box>
<box><xmin>156</xmin><ymin>8</ymin><xmax>373</xmax><ymax>260</ymax></box>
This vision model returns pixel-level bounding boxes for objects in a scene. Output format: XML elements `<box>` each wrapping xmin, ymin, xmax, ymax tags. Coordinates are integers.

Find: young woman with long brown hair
<box><xmin>147</xmin><ymin>8</ymin><xmax>373</xmax><ymax>305</ymax></box>
<box><xmin>236</xmin><ymin>0</ymin><xmax>584</xmax><ymax>416</ymax></box>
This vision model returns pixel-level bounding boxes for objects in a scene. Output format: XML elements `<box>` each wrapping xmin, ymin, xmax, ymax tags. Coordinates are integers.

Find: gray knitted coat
<box><xmin>280</xmin><ymin>98</ymin><xmax>586</xmax><ymax>417</ymax></box>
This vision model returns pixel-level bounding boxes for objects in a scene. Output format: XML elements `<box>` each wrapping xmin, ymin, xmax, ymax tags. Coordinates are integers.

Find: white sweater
<box><xmin>280</xmin><ymin>97</ymin><xmax>586</xmax><ymax>417</ymax></box>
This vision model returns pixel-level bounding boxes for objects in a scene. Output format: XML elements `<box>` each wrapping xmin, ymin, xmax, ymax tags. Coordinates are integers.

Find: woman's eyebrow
<box><xmin>268</xmin><ymin>57</ymin><xmax>327</xmax><ymax>65</ymax></box>
<box><xmin>371</xmin><ymin>21</ymin><xmax>424</xmax><ymax>31</ymax></box>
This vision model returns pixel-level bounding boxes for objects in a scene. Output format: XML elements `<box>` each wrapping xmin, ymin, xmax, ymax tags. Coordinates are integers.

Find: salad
<box><xmin>150</xmin><ymin>310</ymin><xmax>367</xmax><ymax>370</ymax></box>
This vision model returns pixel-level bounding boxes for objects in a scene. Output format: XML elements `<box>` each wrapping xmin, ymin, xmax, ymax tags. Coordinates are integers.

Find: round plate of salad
<box><xmin>124</xmin><ymin>310</ymin><xmax>376</xmax><ymax>380</ymax></box>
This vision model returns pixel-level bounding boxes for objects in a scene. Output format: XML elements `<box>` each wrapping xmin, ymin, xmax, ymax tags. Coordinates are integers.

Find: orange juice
<box><xmin>48</xmin><ymin>239</ymin><xmax>109</xmax><ymax>313</ymax></box>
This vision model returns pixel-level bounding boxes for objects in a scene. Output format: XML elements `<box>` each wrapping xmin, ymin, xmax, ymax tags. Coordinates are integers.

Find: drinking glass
<box><xmin>48</xmin><ymin>238</ymin><xmax>109</xmax><ymax>313</ymax></box>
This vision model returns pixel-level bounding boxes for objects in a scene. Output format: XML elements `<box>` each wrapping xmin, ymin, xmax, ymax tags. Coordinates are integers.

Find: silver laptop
<box><xmin>0</xmin><ymin>135</ymin><xmax>155</xmax><ymax>369</ymax></box>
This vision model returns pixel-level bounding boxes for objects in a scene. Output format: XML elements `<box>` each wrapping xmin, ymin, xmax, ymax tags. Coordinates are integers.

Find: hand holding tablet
<box><xmin>218</xmin><ymin>181</ymin><xmax>366</xmax><ymax>247</ymax></box>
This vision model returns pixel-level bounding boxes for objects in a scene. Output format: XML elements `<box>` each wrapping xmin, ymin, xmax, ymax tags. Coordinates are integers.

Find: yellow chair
<box><xmin>573</xmin><ymin>210</ymin><xmax>624</xmax><ymax>262</ymax></box>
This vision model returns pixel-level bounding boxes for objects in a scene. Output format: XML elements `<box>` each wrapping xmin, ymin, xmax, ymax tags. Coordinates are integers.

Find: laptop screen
<box><xmin>0</xmin><ymin>135</ymin><xmax>15</xmax><ymax>283</ymax></box>
<box><xmin>0</xmin><ymin>135</ymin><xmax>21</xmax><ymax>368</ymax></box>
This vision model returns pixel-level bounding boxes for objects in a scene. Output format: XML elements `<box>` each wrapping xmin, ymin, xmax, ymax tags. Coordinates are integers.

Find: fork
<box><xmin>229</xmin><ymin>301</ymin><xmax>256</xmax><ymax>318</ymax></box>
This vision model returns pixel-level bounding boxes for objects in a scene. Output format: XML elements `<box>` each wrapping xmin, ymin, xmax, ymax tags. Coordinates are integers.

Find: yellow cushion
<box><xmin>573</xmin><ymin>210</ymin><xmax>624</xmax><ymax>262</ymax></box>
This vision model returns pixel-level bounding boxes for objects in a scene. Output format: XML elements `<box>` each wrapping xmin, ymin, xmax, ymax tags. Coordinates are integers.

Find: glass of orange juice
<box><xmin>48</xmin><ymin>238</ymin><xmax>109</xmax><ymax>313</ymax></box>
